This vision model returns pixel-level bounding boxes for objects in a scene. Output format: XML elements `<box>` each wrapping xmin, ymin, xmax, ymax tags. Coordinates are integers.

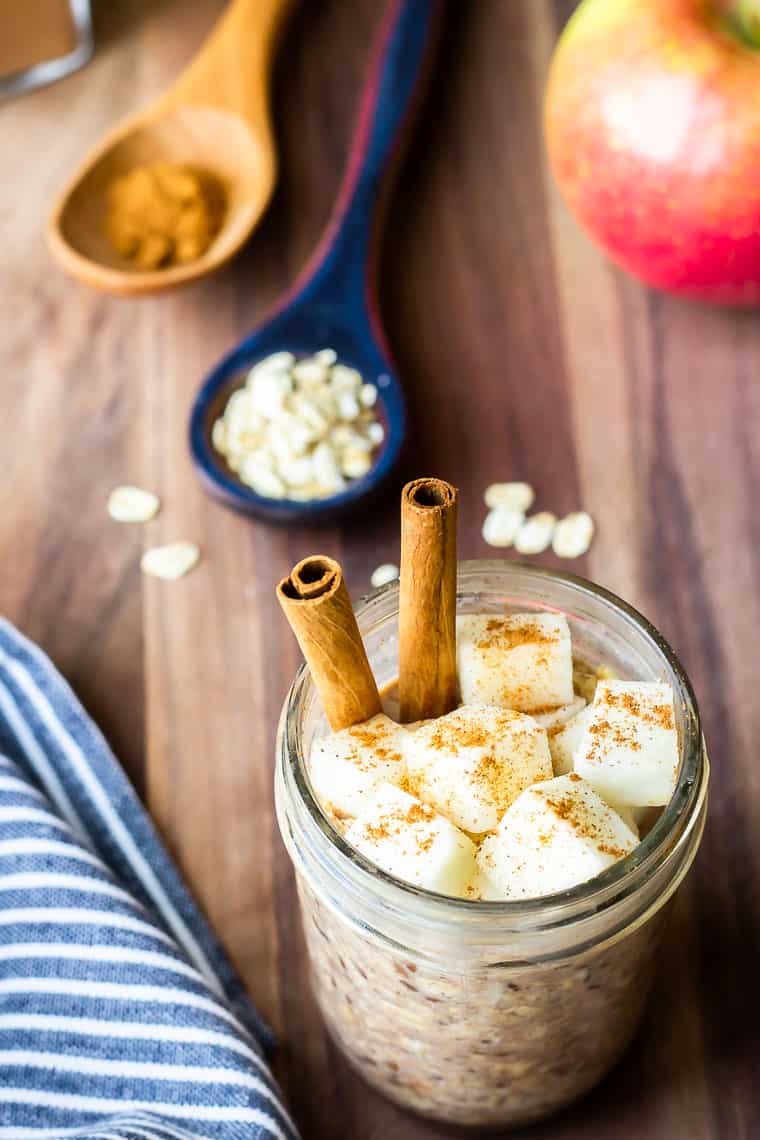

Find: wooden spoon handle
<box><xmin>165</xmin><ymin>0</ymin><xmax>291</xmax><ymax>126</ymax></box>
<box><xmin>280</xmin><ymin>0</ymin><xmax>442</xmax><ymax>330</ymax></box>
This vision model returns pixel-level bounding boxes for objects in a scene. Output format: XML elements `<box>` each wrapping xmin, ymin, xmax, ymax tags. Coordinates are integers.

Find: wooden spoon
<box><xmin>189</xmin><ymin>0</ymin><xmax>442</xmax><ymax>525</ymax></box>
<box><xmin>47</xmin><ymin>0</ymin><xmax>291</xmax><ymax>297</ymax></box>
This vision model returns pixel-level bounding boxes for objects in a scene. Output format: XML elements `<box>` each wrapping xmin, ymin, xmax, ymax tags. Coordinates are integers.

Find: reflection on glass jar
<box><xmin>276</xmin><ymin>562</ymin><xmax>708</xmax><ymax>1129</ymax></box>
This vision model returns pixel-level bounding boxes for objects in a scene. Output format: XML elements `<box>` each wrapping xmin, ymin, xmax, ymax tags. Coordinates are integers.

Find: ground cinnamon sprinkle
<box><xmin>597</xmin><ymin>687</ymin><xmax>675</xmax><ymax>731</ymax></box>
<box><xmin>470</xmin><ymin>754</ymin><xmax>502</xmax><ymax>805</ymax></box>
<box><xmin>529</xmin><ymin>780</ymin><xmax>629</xmax><ymax>859</ymax></box>
<box><xmin>584</xmin><ymin>685</ymin><xmax>675</xmax><ymax>764</ymax></box>
<box><xmin>585</xmin><ymin>718</ymin><xmax>642</xmax><ymax>762</ymax></box>
<box><xmin>397</xmin><ymin>773</ymin><xmax>413</xmax><ymax>795</ymax></box>
<box><xmin>429</xmin><ymin>722</ymin><xmax>484</xmax><ymax>751</ymax></box>
<box><xmin>342</xmin><ymin>750</ymin><xmax>373</xmax><ymax>772</ymax></box>
<box><xmin>346</xmin><ymin>725</ymin><xmax>384</xmax><ymax>748</ymax></box>
<box><xmin>543</xmin><ymin>787</ymin><xmax>606</xmax><ymax>843</ymax></box>
<box><xmin>406</xmin><ymin>802</ymin><xmax>436</xmax><ymax>825</ymax></box>
<box><xmin>342</xmin><ymin>723</ymin><xmax>404</xmax><ymax>772</ymax></box>
<box><xmin>429</xmin><ymin>724</ymin><xmax>488</xmax><ymax>750</ymax></box>
<box><xmin>544</xmin><ymin>794</ymin><xmax>582</xmax><ymax>825</ymax></box>
<box><xmin>500</xmin><ymin>682</ymin><xmax>535</xmax><ymax>707</ymax></box>
<box><xmin>361</xmin><ymin>800</ymin><xmax>437</xmax><ymax>853</ymax></box>
<box><xmin>428</xmin><ymin>708</ymin><xmax>525</xmax><ymax>753</ymax></box>
<box><xmin>529</xmin><ymin>703</ymin><xmax>565</xmax><ymax>717</ymax></box>
<box><xmin>475</xmin><ymin>618</ymin><xmax>557</xmax><ymax>652</ymax></box>
<box><xmin>363</xmin><ymin>821</ymin><xmax>392</xmax><ymax>842</ymax></box>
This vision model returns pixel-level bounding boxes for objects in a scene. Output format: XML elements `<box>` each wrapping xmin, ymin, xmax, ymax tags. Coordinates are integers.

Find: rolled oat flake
<box><xmin>108</xmin><ymin>485</ymin><xmax>160</xmax><ymax>523</ymax></box>
<box><xmin>371</xmin><ymin>563</ymin><xmax>400</xmax><ymax>588</ymax></box>
<box><xmin>514</xmin><ymin>512</ymin><xmax>557</xmax><ymax>555</ymax></box>
<box><xmin>552</xmin><ymin>512</ymin><xmax>595</xmax><ymax>559</ymax></box>
<box><xmin>484</xmin><ymin>482</ymin><xmax>534</xmax><ymax>513</ymax></box>
<box><xmin>141</xmin><ymin>542</ymin><xmax>200</xmax><ymax>581</ymax></box>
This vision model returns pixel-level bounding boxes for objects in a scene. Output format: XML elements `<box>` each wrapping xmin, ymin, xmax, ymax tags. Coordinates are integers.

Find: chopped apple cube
<box><xmin>457</xmin><ymin>612</ymin><xmax>574</xmax><ymax>713</ymax></box>
<box><xmin>345</xmin><ymin>783</ymin><xmax>477</xmax><ymax>896</ymax></box>
<box><xmin>477</xmin><ymin>773</ymin><xmax>638</xmax><ymax>899</ymax></box>
<box><xmin>309</xmin><ymin>714</ymin><xmax>409</xmax><ymax>819</ymax></box>
<box><xmin>531</xmin><ymin>695</ymin><xmax>586</xmax><ymax>731</ymax></box>
<box><xmin>574</xmin><ymin>681</ymin><xmax>679</xmax><ymax>807</ymax></box>
<box><xmin>548</xmin><ymin>704</ymin><xmax>593</xmax><ymax>775</ymax></box>
<box><xmin>404</xmin><ymin>703</ymin><xmax>552</xmax><ymax>834</ymax></box>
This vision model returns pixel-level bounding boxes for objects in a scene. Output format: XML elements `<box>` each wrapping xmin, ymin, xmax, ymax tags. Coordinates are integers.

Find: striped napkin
<box><xmin>0</xmin><ymin>619</ymin><xmax>299</xmax><ymax>1140</ymax></box>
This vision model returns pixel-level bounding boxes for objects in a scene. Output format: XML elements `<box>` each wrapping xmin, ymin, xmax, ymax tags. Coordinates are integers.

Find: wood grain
<box><xmin>1</xmin><ymin>1</ymin><xmax>759</xmax><ymax>1137</ymax></box>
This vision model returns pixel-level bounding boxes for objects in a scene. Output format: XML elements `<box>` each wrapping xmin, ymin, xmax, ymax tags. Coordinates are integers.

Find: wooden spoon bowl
<box><xmin>48</xmin><ymin>0</ymin><xmax>290</xmax><ymax>296</ymax></box>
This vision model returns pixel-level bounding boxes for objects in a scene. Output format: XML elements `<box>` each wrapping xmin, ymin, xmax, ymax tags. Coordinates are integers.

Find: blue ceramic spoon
<box><xmin>189</xmin><ymin>0</ymin><xmax>441</xmax><ymax>523</ymax></box>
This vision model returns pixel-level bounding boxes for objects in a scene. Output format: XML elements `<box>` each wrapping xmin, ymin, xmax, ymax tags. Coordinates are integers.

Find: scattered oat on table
<box><xmin>514</xmin><ymin>512</ymin><xmax>557</xmax><ymax>555</ymax></box>
<box><xmin>141</xmin><ymin>542</ymin><xmax>200</xmax><ymax>581</ymax></box>
<box><xmin>107</xmin><ymin>485</ymin><xmax>160</xmax><ymax>523</ymax></box>
<box><xmin>371</xmin><ymin>563</ymin><xmax>400</xmax><ymax>589</ymax></box>
<box><xmin>484</xmin><ymin>482</ymin><xmax>534</xmax><ymax>513</ymax></box>
<box><xmin>482</xmin><ymin>507</ymin><xmax>524</xmax><ymax>548</ymax></box>
<box><xmin>480</xmin><ymin>478</ymin><xmax>595</xmax><ymax>560</ymax></box>
<box><xmin>552</xmin><ymin>512</ymin><xmax>595</xmax><ymax>559</ymax></box>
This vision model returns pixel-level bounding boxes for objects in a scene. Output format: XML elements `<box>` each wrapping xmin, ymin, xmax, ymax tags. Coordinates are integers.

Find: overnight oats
<box><xmin>275</xmin><ymin>480</ymin><xmax>708</xmax><ymax>1129</ymax></box>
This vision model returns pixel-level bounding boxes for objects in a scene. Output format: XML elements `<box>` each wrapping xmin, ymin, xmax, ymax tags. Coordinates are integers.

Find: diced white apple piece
<box><xmin>607</xmin><ymin>801</ymin><xmax>639</xmax><ymax>837</ymax></box>
<box><xmin>345</xmin><ymin>783</ymin><xmax>477</xmax><ymax>896</ymax></box>
<box><xmin>477</xmin><ymin>773</ymin><xmax>638</xmax><ymax>899</ymax></box>
<box><xmin>548</xmin><ymin>712</ymin><xmax>642</xmax><ymax>835</ymax></box>
<box><xmin>309</xmin><ymin>714</ymin><xmax>410</xmax><ymax>819</ymax></box>
<box><xmin>403</xmin><ymin>704</ymin><xmax>552</xmax><ymax>834</ymax></box>
<box><xmin>457</xmin><ymin>613</ymin><xmax>574</xmax><ymax>713</ymax></box>
<box><xmin>548</xmin><ymin>704</ymin><xmax>594</xmax><ymax>775</ymax></box>
<box><xmin>531</xmin><ymin>695</ymin><xmax>586</xmax><ymax>731</ymax></box>
<box><xmin>574</xmin><ymin>681</ymin><xmax>679</xmax><ymax>807</ymax></box>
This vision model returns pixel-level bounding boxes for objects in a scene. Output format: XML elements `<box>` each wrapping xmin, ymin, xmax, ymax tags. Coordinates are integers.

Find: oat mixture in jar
<box><xmin>299</xmin><ymin>880</ymin><xmax>666</xmax><ymax>1126</ymax></box>
<box><xmin>276</xmin><ymin>562</ymin><xmax>708</xmax><ymax>1129</ymax></box>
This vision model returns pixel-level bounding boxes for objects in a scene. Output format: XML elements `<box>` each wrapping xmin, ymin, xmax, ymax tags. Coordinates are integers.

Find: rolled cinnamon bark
<box><xmin>277</xmin><ymin>554</ymin><xmax>382</xmax><ymax>731</ymax></box>
<box><xmin>398</xmin><ymin>477</ymin><xmax>459</xmax><ymax>722</ymax></box>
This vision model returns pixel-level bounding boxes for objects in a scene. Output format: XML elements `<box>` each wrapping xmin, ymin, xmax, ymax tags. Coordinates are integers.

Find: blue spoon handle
<box><xmin>281</xmin><ymin>0</ymin><xmax>441</xmax><ymax>334</ymax></box>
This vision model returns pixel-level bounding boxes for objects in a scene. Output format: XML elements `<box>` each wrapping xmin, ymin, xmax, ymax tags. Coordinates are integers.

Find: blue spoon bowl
<box><xmin>189</xmin><ymin>0</ymin><xmax>441</xmax><ymax>525</ymax></box>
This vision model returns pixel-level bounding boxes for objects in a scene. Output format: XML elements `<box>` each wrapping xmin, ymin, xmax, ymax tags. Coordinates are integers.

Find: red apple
<box><xmin>545</xmin><ymin>0</ymin><xmax>760</xmax><ymax>305</ymax></box>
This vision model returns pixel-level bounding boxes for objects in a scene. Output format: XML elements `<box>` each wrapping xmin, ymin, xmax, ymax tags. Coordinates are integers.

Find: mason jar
<box><xmin>275</xmin><ymin>562</ymin><xmax>708</xmax><ymax>1129</ymax></box>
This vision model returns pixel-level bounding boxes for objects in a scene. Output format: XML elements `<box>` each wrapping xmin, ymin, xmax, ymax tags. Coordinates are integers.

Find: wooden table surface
<box><xmin>2</xmin><ymin>1</ymin><xmax>759</xmax><ymax>1137</ymax></box>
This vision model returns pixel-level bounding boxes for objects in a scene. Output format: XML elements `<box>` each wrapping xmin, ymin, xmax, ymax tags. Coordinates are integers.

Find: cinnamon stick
<box><xmin>398</xmin><ymin>477</ymin><xmax>459</xmax><ymax>722</ymax></box>
<box><xmin>277</xmin><ymin>554</ymin><xmax>382</xmax><ymax>731</ymax></box>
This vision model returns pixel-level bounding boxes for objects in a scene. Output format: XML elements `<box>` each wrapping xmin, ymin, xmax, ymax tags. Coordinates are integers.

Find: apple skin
<box><xmin>545</xmin><ymin>0</ymin><xmax>760</xmax><ymax>305</ymax></box>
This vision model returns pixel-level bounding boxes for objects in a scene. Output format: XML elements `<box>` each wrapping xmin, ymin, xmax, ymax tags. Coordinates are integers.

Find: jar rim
<box><xmin>280</xmin><ymin>561</ymin><xmax>706</xmax><ymax>930</ymax></box>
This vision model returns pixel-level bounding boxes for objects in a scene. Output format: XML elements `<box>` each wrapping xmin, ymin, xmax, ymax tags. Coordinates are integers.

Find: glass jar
<box><xmin>275</xmin><ymin>562</ymin><xmax>708</xmax><ymax>1129</ymax></box>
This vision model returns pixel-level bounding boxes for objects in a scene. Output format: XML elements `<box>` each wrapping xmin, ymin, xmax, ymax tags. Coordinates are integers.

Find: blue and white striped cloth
<box><xmin>0</xmin><ymin>619</ymin><xmax>299</xmax><ymax>1140</ymax></box>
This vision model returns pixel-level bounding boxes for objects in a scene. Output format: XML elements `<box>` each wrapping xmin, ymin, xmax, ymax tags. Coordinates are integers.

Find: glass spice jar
<box><xmin>1</xmin><ymin>0</ymin><xmax>93</xmax><ymax>101</ymax></box>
